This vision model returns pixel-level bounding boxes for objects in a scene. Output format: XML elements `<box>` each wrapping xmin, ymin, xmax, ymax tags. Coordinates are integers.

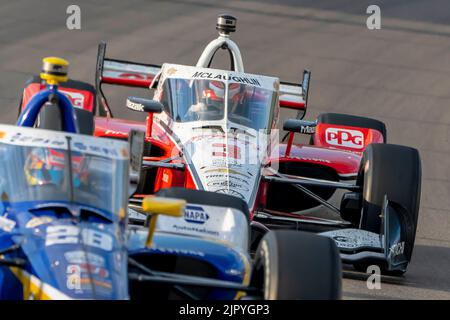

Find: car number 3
<box><xmin>45</xmin><ymin>225</ymin><xmax>113</xmax><ymax>251</ymax></box>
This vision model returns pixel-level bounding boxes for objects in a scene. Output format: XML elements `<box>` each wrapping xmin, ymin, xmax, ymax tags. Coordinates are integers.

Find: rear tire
<box><xmin>251</xmin><ymin>230</ymin><xmax>341</xmax><ymax>299</ymax></box>
<box><xmin>312</xmin><ymin>113</ymin><xmax>387</xmax><ymax>144</ymax></box>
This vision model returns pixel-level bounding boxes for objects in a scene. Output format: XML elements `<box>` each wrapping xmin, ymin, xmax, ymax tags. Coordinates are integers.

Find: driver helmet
<box><xmin>24</xmin><ymin>148</ymin><xmax>86</xmax><ymax>187</ymax></box>
<box><xmin>205</xmin><ymin>81</ymin><xmax>243</xmax><ymax>107</ymax></box>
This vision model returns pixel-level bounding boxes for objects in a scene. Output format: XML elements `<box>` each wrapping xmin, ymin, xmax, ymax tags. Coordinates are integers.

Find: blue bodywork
<box><xmin>0</xmin><ymin>84</ymin><xmax>128</xmax><ymax>299</ymax></box>
<box><xmin>0</xmin><ymin>201</ymin><xmax>128</xmax><ymax>299</ymax></box>
<box><xmin>1</xmin><ymin>81</ymin><xmax>251</xmax><ymax>300</ymax></box>
<box><xmin>128</xmin><ymin>229</ymin><xmax>249</xmax><ymax>300</ymax></box>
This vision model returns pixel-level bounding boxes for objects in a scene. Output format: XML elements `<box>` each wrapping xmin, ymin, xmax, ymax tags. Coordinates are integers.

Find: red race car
<box><xmin>20</xmin><ymin>15</ymin><xmax>421</xmax><ymax>276</ymax></box>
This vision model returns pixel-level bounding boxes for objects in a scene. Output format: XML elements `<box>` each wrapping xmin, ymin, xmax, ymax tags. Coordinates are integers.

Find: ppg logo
<box><xmin>184</xmin><ymin>206</ymin><xmax>209</xmax><ymax>224</ymax></box>
<box><xmin>325</xmin><ymin>128</ymin><xmax>364</xmax><ymax>149</ymax></box>
<box><xmin>61</xmin><ymin>90</ymin><xmax>85</xmax><ymax>109</ymax></box>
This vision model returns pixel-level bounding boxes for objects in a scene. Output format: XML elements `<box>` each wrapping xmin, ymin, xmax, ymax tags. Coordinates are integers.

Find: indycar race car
<box><xmin>6</xmin><ymin>56</ymin><xmax>341</xmax><ymax>300</ymax></box>
<box><xmin>18</xmin><ymin>14</ymin><xmax>421</xmax><ymax>276</ymax></box>
<box><xmin>0</xmin><ymin>59</ymin><xmax>132</xmax><ymax>299</ymax></box>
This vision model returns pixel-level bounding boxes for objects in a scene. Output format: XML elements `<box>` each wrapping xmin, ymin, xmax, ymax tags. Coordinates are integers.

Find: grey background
<box><xmin>0</xmin><ymin>0</ymin><xmax>449</xmax><ymax>299</ymax></box>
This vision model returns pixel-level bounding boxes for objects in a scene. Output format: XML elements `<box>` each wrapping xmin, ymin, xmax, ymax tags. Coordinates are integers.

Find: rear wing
<box><xmin>279</xmin><ymin>69</ymin><xmax>310</xmax><ymax>119</ymax></box>
<box><xmin>95</xmin><ymin>42</ymin><xmax>160</xmax><ymax>116</ymax></box>
<box><xmin>95</xmin><ymin>42</ymin><xmax>310</xmax><ymax>118</ymax></box>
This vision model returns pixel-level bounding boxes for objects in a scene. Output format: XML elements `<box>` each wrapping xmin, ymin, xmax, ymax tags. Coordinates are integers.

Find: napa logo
<box><xmin>184</xmin><ymin>205</ymin><xmax>209</xmax><ymax>224</ymax></box>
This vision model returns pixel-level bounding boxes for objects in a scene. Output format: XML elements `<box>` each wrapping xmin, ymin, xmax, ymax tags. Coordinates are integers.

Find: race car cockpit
<box><xmin>159</xmin><ymin>75</ymin><xmax>277</xmax><ymax>131</ymax></box>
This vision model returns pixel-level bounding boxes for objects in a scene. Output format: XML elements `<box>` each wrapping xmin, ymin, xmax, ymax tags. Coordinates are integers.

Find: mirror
<box><xmin>128</xmin><ymin>129</ymin><xmax>145</xmax><ymax>197</ymax></box>
<box><xmin>126</xmin><ymin>97</ymin><xmax>164</xmax><ymax>113</ymax></box>
<box><xmin>141</xmin><ymin>196</ymin><xmax>186</xmax><ymax>247</ymax></box>
<box><xmin>141</xmin><ymin>196</ymin><xmax>186</xmax><ymax>217</ymax></box>
<box><xmin>283</xmin><ymin>119</ymin><xmax>316</xmax><ymax>134</ymax></box>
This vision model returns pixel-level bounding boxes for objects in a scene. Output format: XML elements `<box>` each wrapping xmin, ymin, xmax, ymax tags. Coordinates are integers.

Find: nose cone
<box><xmin>21</xmin><ymin>219</ymin><xmax>128</xmax><ymax>300</ymax></box>
<box><xmin>184</xmin><ymin>131</ymin><xmax>262</xmax><ymax>204</ymax></box>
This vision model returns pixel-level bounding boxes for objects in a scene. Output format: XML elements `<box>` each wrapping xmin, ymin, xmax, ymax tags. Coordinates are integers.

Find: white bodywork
<box><xmin>196</xmin><ymin>34</ymin><xmax>245</xmax><ymax>72</ymax></box>
<box><xmin>156</xmin><ymin>204</ymin><xmax>249</xmax><ymax>250</ymax></box>
<box><xmin>153</xmin><ymin>64</ymin><xmax>280</xmax><ymax>211</ymax></box>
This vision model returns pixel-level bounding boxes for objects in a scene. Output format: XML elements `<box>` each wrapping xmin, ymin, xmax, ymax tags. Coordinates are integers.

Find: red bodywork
<box><xmin>21</xmin><ymin>81</ymin><xmax>96</xmax><ymax>112</ymax></box>
<box><xmin>20</xmin><ymin>74</ymin><xmax>384</xmax><ymax>219</ymax></box>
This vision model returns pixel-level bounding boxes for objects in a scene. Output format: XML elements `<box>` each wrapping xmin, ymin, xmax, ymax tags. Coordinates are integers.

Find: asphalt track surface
<box><xmin>1</xmin><ymin>0</ymin><xmax>449</xmax><ymax>299</ymax></box>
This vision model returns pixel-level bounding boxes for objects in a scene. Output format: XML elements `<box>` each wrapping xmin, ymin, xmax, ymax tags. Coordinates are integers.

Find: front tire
<box><xmin>356</xmin><ymin>143</ymin><xmax>421</xmax><ymax>275</ymax></box>
<box><xmin>251</xmin><ymin>230</ymin><xmax>341</xmax><ymax>299</ymax></box>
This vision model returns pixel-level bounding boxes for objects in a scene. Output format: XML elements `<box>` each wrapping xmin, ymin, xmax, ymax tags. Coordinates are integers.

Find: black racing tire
<box><xmin>251</xmin><ymin>230</ymin><xmax>341</xmax><ymax>300</ymax></box>
<box><xmin>358</xmin><ymin>144</ymin><xmax>421</xmax><ymax>234</ymax></box>
<box><xmin>356</xmin><ymin>144</ymin><xmax>421</xmax><ymax>275</ymax></box>
<box><xmin>312</xmin><ymin>113</ymin><xmax>387</xmax><ymax>144</ymax></box>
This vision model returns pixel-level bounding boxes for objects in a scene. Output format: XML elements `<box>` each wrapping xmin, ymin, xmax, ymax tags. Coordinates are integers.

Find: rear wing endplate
<box><xmin>279</xmin><ymin>70</ymin><xmax>310</xmax><ymax>118</ymax></box>
<box><xmin>95</xmin><ymin>42</ymin><xmax>160</xmax><ymax>116</ymax></box>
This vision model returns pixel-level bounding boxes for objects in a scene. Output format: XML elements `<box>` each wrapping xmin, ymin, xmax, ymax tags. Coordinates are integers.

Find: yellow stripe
<box><xmin>9</xmin><ymin>267</ymin><xmax>51</xmax><ymax>300</ymax></box>
<box><xmin>9</xmin><ymin>266</ymin><xmax>70</xmax><ymax>300</ymax></box>
<box><xmin>233</xmin><ymin>252</ymin><xmax>251</xmax><ymax>300</ymax></box>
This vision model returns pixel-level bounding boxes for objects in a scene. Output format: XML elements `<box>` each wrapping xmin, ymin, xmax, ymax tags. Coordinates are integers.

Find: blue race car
<box><xmin>0</xmin><ymin>124</ymin><xmax>131</xmax><ymax>299</ymax></box>
<box><xmin>0</xmin><ymin>57</ymin><xmax>131</xmax><ymax>299</ymax></box>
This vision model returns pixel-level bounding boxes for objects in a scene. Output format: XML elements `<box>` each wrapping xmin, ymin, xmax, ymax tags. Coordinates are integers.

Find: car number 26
<box><xmin>45</xmin><ymin>225</ymin><xmax>113</xmax><ymax>251</ymax></box>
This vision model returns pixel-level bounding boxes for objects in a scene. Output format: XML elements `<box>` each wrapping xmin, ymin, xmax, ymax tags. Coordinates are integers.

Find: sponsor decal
<box><xmin>0</xmin><ymin>216</ymin><xmax>16</xmax><ymax>232</ymax></box>
<box><xmin>206</xmin><ymin>180</ymin><xmax>250</xmax><ymax>192</ymax></box>
<box><xmin>300</xmin><ymin>125</ymin><xmax>315</xmax><ymax>134</ymax></box>
<box><xmin>79</xmin><ymin>278</ymin><xmax>112</xmax><ymax>288</ymax></box>
<box><xmin>389</xmin><ymin>241</ymin><xmax>405</xmax><ymax>258</ymax></box>
<box><xmin>127</xmin><ymin>208</ymin><xmax>147</xmax><ymax>222</ymax></box>
<box><xmin>4</xmin><ymin>131</ymin><xmax>124</xmax><ymax>159</ymax></box>
<box><xmin>61</xmin><ymin>90</ymin><xmax>85</xmax><ymax>109</ymax></box>
<box><xmin>8</xmin><ymin>132</ymin><xmax>65</xmax><ymax>147</ymax></box>
<box><xmin>209</xmin><ymin>159</ymin><xmax>244</xmax><ymax>168</ymax></box>
<box><xmin>166</xmin><ymin>67</ymin><xmax>177</xmax><ymax>76</ymax></box>
<box><xmin>104</xmin><ymin>129</ymin><xmax>127</xmax><ymax>137</ymax></box>
<box><xmin>204</xmin><ymin>173</ymin><xmax>250</xmax><ymax>185</ymax></box>
<box><xmin>333</xmin><ymin>236</ymin><xmax>349</xmax><ymax>243</ymax></box>
<box><xmin>0</xmin><ymin>131</ymin><xmax>6</xmax><ymax>139</ymax></box>
<box><xmin>126</xmin><ymin>99</ymin><xmax>144</xmax><ymax>112</ymax></box>
<box><xmin>67</xmin><ymin>263</ymin><xmax>109</xmax><ymax>278</ymax></box>
<box><xmin>216</xmin><ymin>189</ymin><xmax>245</xmax><ymax>199</ymax></box>
<box><xmin>118</xmin><ymin>72</ymin><xmax>152</xmax><ymax>80</ymax></box>
<box><xmin>325</xmin><ymin>127</ymin><xmax>364</xmax><ymax>149</ymax></box>
<box><xmin>66</xmin><ymin>264</ymin><xmax>81</xmax><ymax>290</ymax></box>
<box><xmin>189</xmin><ymin>133</ymin><xmax>242</xmax><ymax>143</ymax></box>
<box><xmin>26</xmin><ymin>216</ymin><xmax>54</xmax><ymax>228</ymax></box>
<box><xmin>184</xmin><ymin>205</ymin><xmax>209</xmax><ymax>224</ymax></box>
<box><xmin>64</xmin><ymin>250</ymin><xmax>106</xmax><ymax>267</ymax></box>
<box><xmin>66</xmin><ymin>252</ymin><xmax>111</xmax><ymax>293</ymax></box>
<box><xmin>291</xmin><ymin>156</ymin><xmax>331</xmax><ymax>164</ymax></box>
<box><xmin>323</xmin><ymin>229</ymin><xmax>382</xmax><ymax>250</ymax></box>
<box><xmin>151</xmin><ymin>246</ymin><xmax>205</xmax><ymax>257</ymax></box>
<box><xmin>69</xmin><ymin>277</ymin><xmax>112</xmax><ymax>293</ymax></box>
<box><xmin>204</xmin><ymin>168</ymin><xmax>249</xmax><ymax>178</ymax></box>
<box><xmin>171</xmin><ymin>224</ymin><xmax>219</xmax><ymax>237</ymax></box>
<box><xmin>191</xmin><ymin>71</ymin><xmax>261</xmax><ymax>87</ymax></box>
